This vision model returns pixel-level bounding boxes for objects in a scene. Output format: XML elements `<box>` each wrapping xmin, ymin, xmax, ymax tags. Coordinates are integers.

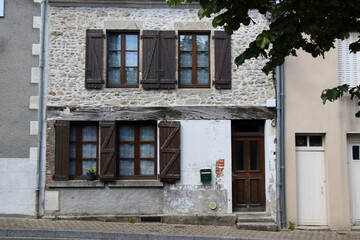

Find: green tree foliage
<box><xmin>167</xmin><ymin>0</ymin><xmax>360</xmax><ymax>117</ymax></box>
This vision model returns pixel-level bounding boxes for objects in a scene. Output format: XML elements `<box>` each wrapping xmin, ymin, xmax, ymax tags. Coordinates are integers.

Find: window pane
<box><xmin>236</xmin><ymin>141</ymin><xmax>244</xmax><ymax>171</ymax></box>
<box><xmin>197</xmin><ymin>52</ymin><xmax>208</xmax><ymax>67</ymax></box>
<box><xmin>69</xmin><ymin>160</ymin><xmax>76</xmax><ymax>176</ymax></box>
<box><xmin>180</xmin><ymin>35</ymin><xmax>192</xmax><ymax>51</ymax></box>
<box><xmin>196</xmin><ymin>35</ymin><xmax>208</xmax><ymax>51</ymax></box>
<box><xmin>180</xmin><ymin>52</ymin><xmax>192</xmax><ymax>67</ymax></box>
<box><xmin>119</xmin><ymin>143</ymin><xmax>134</xmax><ymax>158</ymax></box>
<box><xmin>309</xmin><ymin>136</ymin><xmax>322</xmax><ymax>146</ymax></box>
<box><xmin>126</xmin><ymin>35</ymin><xmax>138</xmax><ymax>50</ymax></box>
<box><xmin>197</xmin><ymin>68</ymin><xmax>209</xmax><ymax>84</ymax></box>
<box><xmin>70</xmin><ymin>126</ymin><xmax>76</xmax><ymax>141</ymax></box>
<box><xmin>125</xmin><ymin>68</ymin><xmax>137</xmax><ymax>84</ymax></box>
<box><xmin>120</xmin><ymin>160</ymin><xmax>134</xmax><ymax>175</ymax></box>
<box><xmin>69</xmin><ymin>143</ymin><xmax>76</xmax><ymax>158</ymax></box>
<box><xmin>82</xmin><ymin>160</ymin><xmax>96</xmax><ymax>175</ymax></box>
<box><xmin>82</xmin><ymin>143</ymin><xmax>96</xmax><ymax>158</ymax></box>
<box><xmin>250</xmin><ymin>141</ymin><xmax>259</xmax><ymax>171</ymax></box>
<box><xmin>140</xmin><ymin>143</ymin><xmax>154</xmax><ymax>158</ymax></box>
<box><xmin>296</xmin><ymin>136</ymin><xmax>307</xmax><ymax>146</ymax></box>
<box><xmin>109</xmin><ymin>35</ymin><xmax>121</xmax><ymax>50</ymax></box>
<box><xmin>108</xmin><ymin>52</ymin><xmax>121</xmax><ymax>67</ymax></box>
<box><xmin>108</xmin><ymin>68</ymin><xmax>121</xmax><ymax>84</ymax></box>
<box><xmin>140</xmin><ymin>126</ymin><xmax>154</xmax><ymax>141</ymax></box>
<box><xmin>82</xmin><ymin>126</ymin><xmax>97</xmax><ymax>141</ymax></box>
<box><xmin>140</xmin><ymin>160</ymin><xmax>154</xmax><ymax>175</ymax></box>
<box><xmin>126</xmin><ymin>52</ymin><xmax>138</xmax><ymax>66</ymax></box>
<box><xmin>119</xmin><ymin>126</ymin><xmax>134</xmax><ymax>141</ymax></box>
<box><xmin>180</xmin><ymin>69</ymin><xmax>192</xmax><ymax>84</ymax></box>
<box><xmin>353</xmin><ymin>146</ymin><xmax>360</xmax><ymax>160</ymax></box>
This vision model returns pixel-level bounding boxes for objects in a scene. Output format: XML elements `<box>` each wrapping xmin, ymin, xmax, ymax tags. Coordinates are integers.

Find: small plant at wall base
<box><xmin>288</xmin><ymin>221</ymin><xmax>296</xmax><ymax>231</ymax></box>
<box><xmin>86</xmin><ymin>167</ymin><xmax>96</xmax><ymax>181</ymax></box>
<box><xmin>128</xmin><ymin>217</ymin><xmax>136</xmax><ymax>224</ymax></box>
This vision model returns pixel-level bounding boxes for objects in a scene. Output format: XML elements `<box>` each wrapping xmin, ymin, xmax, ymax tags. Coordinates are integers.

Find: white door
<box><xmin>349</xmin><ymin>141</ymin><xmax>360</xmax><ymax>225</ymax></box>
<box><xmin>296</xmin><ymin>135</ymin><xmax>327</xmax><ymax>225</ymax></box>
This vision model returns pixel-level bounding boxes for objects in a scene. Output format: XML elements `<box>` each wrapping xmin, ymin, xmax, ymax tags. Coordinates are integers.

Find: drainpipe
<box><xmin>35</xmin><ymin>0</ymin><xmax>46</xmax><ymax>218</ymax></box>
<box><xmin>276</xmin><ymin>65</ymin><xmax>286</xmax><ymax>229</ymax></box>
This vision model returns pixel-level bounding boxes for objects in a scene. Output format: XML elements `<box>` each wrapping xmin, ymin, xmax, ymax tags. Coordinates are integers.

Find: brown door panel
<box><xmin>232</xmin><ymin>137</ymin><xmax>265</xmax><ymax>211</ymax></box>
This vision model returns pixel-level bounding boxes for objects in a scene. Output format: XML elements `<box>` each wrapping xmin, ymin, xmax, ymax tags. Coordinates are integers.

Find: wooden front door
<box><xmin>232</xmin><ymin>137</ymin><xmax>265</xmax><ymax>211</ymax></box>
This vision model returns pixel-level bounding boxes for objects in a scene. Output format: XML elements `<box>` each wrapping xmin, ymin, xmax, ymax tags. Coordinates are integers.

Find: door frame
<box><xmin>348</xmin><ymin>139</ymin><xmax>360</xmax><ymax>225</ymax></box>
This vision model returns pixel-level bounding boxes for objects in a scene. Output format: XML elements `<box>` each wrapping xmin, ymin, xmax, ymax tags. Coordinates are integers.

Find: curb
<box><xmin>0</xmin><ymin>228</ymin><xmax>286</xmax><ymax>240</ymax></box>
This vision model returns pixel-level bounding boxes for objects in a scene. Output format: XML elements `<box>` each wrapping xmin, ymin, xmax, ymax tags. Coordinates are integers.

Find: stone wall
<box><xmin>46</xmin><ymin>7</ymin><xmax>274</xmax><ymax>108</ymax></box>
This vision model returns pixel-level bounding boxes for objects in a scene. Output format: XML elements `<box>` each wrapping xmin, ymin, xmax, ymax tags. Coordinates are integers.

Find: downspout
<box><xmin>276</xmin><ymin>65</ymin><xmax>286</xmax><ymax>229</ymax></box>
<box><xmin>35</xmin><ymin>0</ymin><xmax>46</xmax><ymax>218</ymax></box>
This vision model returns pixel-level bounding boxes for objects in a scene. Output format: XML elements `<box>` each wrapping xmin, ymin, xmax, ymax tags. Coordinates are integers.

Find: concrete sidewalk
<box><xmin>0</xmin><ymin>217</ymin><xmax>359</xmax><ymax>240</ymax></box>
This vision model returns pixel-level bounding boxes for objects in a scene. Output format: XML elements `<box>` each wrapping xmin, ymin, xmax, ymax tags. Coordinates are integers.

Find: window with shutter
<box><xmin>85</xmin><ymin>29</ymin><xmax>105</xmax><ymax>89</ymax></box>
<box><xmin>142</xmin><ymin>30</ymin><xmax>176</xmax><ymax>89</ymax></box>
<box><xmin>159</xmin><ymin>121</ymin><xmax>181</xmax><ymax>183</ymax></box>
<box><xmin>338</xmin><ymin>32</ymin><xmax>360</xmax><ymax>86</ymax></box>
<box><xmin>107</xmin><ymin>32</ymin><xmax>139</xmax><ymax>88</ymax></box>
<box><xmin>178</xmin><ymin>33</ymin><xmax>210</xmax><ymax>88</ymax></box>
<box><xmin>214</xmin><ymin>31</ymin><xmax>232</xmax><ymax>89</ymax></box>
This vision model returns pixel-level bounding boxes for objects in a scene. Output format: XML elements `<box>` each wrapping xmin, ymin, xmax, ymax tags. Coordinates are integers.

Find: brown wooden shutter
<box><xmin>99</xmin><ymin>121</ymin><xmax>116</xmax><ymax>181</ymax></box>
<box><xmin>142</xmin><ymin>31</ymin><xmax>176</xmax><ymax>89</ymax></box>
<box><xmin>54</xmin><ymin>120</ymin><xmax>70</xmax><ymax>181</ymax></box>
<box><xmin>85</xmin><ymin>29</ymin><xmax>104</xmax><ymax>89</ymax></box>
<box><xmin>159</xmin><ymin>121</ymin><xmax>180</xmax><ymax>183</ymax></box>
<box><xmin>214</xmin><ymin>31</ymin><xmax>232</xmax><ymax>89</ymax></box>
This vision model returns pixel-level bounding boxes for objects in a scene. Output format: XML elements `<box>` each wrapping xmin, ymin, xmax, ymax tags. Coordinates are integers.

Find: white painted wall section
<box><xmin>264</xmin><ymin>120</ymin><xmax>277</xmax><ymax>218</ymax></box>
<box><xmin>176</xmin><ymin>120</ymin><xmax>232</xmax><ymax>213</ymax></box>
<box><xmin>0</xmin><ymin>158</ymin><xmax>37</xmax><ymax>215</ymax></box>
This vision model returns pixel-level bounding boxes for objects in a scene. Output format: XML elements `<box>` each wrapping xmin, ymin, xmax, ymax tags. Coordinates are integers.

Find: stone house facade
<box><xmin>44</xmin><ymin>0</ymin><xmax>277</xmax><ymax>224</ymax></box>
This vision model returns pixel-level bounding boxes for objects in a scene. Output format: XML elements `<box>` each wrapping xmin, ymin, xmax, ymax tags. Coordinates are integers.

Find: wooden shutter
<box><xmin>142</xmin><ymin>30</ymin><xmax>176</xmax><ymax>89</ymax></box>
<box><xmin>142</xmin><ymin>30</ymin><xmax>159</xmax><ymax>89</ymax></box>
<box><xmin>85</xmin><ymin>29</ymin><xmax>104</xmax><ymax>89</ymax></box>
<box><xmin>159</xmin><ymin>121</ymin><xmax>180</xmax><ymax>183</ymax></box>
<box><xmin>214</xmin><ymin>31</ymin><xmax>232</xmax><ymax>89</ymax></box>
<box><xmin>54</xmin><ymin>121</ymin><xmax>70</xmax><ymax>181</ymax></box>
<box><xmin>99</xmin><ymin>121</ymin><xmax>116</xmax><ymax>181</ymax></box>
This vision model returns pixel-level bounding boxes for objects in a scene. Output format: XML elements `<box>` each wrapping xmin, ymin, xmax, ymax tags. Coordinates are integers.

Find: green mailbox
<box><xmin>200</xmin><ymin>169</ymin><xmax>212</xmax><ymax>182</ymax></box>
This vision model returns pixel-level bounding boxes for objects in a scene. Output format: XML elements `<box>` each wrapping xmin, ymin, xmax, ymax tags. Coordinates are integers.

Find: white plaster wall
<box><xmin>264</xmin><ymin>120</ymin><xmax>277</xmax><ymax>219</ymax></box>
<box><xmin>164</xmin><ymin>120</ymin><xmax>232</xmax><ymax>214</ymax></box>
<box><xmin>0</xmin><ymin>158</ymin><xmax>37</xmax><ymax>215</ymax></box>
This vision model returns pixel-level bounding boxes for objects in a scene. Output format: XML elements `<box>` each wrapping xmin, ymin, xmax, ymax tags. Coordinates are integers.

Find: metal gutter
<box><xmin>35</xmin><ymin>0</ymin><xmax>47</xmax><ymax>218</ymax></box>
<box><xmin>275</xmin><ymin>65</ymin><xmax>286</xmax><ymax>229</ymax></box>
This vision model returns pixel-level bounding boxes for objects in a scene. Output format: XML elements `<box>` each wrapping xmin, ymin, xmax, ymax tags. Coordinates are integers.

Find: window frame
<box><xmin>69</xmin><ymin>122</ymin><xmax>99</xmax><ymax>180</ymax></box>
<box><xmin>106</xmin><ymin>31</ymin><xmax>140</xmax><ymax>88</ymax></box>
<box><xmin>178</xmin><ymin>32</ymin><xmax>211</xmax><ymax>88</ymax></box>
<box><xmin>295</xmin><ymin>134</ymin><xmax>324</xmax><ymax>151</ymax></box>
<box><xmin>0</xmin><ymin>0</ymin><xmax>4</xmax><ymax>18</ymax></box>
<box><xmin>116</xmin><ymin>121</ymin><xmax>158</xmax><ymax>180</ymax></box>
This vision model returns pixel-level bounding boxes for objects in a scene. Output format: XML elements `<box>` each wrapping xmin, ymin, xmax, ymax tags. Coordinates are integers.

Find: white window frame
<box><xmin>338</xmin><ymin>32</ymin><xmax>360</xmax><ymax>86</ymax></box>
<box><xmin>0</xmin><ymin>0</ymin><xmax>4</xmax><ymax>17</ymax></box>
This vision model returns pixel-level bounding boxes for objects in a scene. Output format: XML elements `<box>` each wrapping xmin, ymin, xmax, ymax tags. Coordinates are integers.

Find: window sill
<box><xmin>47</xmin><ymin>180</ymin><xmax>105</xmax><ymax>188</ymax></box>
<box><xmin>108</xmin><ymin>180</ymin><xmax>164</xmax><ymax>188</ymax></box>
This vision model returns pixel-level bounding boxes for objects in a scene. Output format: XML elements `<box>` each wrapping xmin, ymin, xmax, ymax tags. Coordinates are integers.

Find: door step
<box><xmin>236</xmin><ymin>213</ymin><xmax>277</xmax><ymax>231</ymax></box>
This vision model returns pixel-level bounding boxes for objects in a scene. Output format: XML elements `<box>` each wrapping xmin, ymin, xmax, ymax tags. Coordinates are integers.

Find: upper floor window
<box><xmin>179</xmin><ymin>33</ymin><xmax>210</xmax><ymax>88</ymax></box>
<box><xmin>107</xmin><ymin>32</ymin><xmax>139</xmax><ymax>88</ymax></box>
<box><xmin>0</xmin><ymin>0</ymin><xmax>4</xmax><ymax>17</ymax></box>
<box><xmin>338</xmin><ymin>32</ymin><xmax>360</xmax><ymax>86</ymax></box>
